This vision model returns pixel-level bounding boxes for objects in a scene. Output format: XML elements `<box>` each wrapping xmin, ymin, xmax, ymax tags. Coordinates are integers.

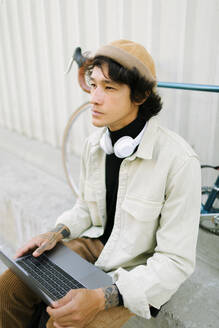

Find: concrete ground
<box><xmin>0</xmin><ymin>127</ymin><xmax>218</xmax><ymax>327</ymax></box>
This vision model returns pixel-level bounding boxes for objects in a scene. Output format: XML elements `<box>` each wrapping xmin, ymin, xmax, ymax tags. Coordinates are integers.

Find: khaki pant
<box><xmin>0</xmin><ymin>238</ymin><xmax>134</xmax><ymax>328</ymax></box>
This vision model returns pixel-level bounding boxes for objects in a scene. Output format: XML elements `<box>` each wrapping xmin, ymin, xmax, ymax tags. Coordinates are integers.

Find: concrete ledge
<box><xmin>0</xmin><ymin>127</ymin><xmax>218</xmax><ymax>327</ymax></box>
<box><xmin>0</xmin><ymin>148</ymin><xmax>74</xmax><ymax>249</ymax></box>
<box><xmin>0</xmin><ymin>127</ymin><xmax>80</xmax><ymax>182</ymax></box>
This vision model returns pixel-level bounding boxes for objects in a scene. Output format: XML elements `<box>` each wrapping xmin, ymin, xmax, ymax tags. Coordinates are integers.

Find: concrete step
<box><xmin>0</xmin><ymin>127</ymin><xmax>218</xmax><ymax>328</ymax></box>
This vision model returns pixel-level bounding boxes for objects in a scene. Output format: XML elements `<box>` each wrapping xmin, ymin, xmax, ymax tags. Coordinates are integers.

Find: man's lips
<box><xmin>92</xmin><ymin>109</ymin><xmax>104</xmax><ymax>116</ymax></box>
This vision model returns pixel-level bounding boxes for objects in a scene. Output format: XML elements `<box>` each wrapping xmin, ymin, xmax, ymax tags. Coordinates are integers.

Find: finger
<box><xmin>32</xmin><ymin>241</ymin><xmax>49</xmax><ymax>256</ymax></box>
<box><xmin>53</xmin><ymin>323</ymin><xmax>62</xmax><ymax>328</ymax></box>
<box><xmin>54</xmin><ymin>318</ymin><xmax>75</xmax><ymax>327</ymax></box>
<box><xmin>49</xmin><ymin>307</ymin><xmax>84</xmax><ymax>327</ymax></box>
<box><xmin>53</xmin><ymin>323</ymin><xmax>65</xmax><ymax>328</ymax></box>
<box><xmin>47</xmin><ymin>295</ymin><xmax>76</xmax><ymax>320</ymax></box>
<box><xmin>47</xmin><ymin>290</ymin><xmax>74</xmax><ymax>314</ymax></box>
<box><xmin>33</xmin><ymin>234</ymin><xmax>57</xmax><ymax>257</ymax></box>
<box><xmin>14</xmin><ymin>240</ymin><xmax>40</xmax><ymax>259</ymax></box>
<box><xmin>53</xmin><ymin>311</ymin><xmax>79</xmax><ymax>325</ymax></box>
<box><xmin>51</xmin><ymin>290</ymin><xmax>77</xmax><ymax>308</ymax></box>
<box><xmin>53</xmin><ymin>323</ymin><xmax>75</xmax><ymax>328</ymax></box>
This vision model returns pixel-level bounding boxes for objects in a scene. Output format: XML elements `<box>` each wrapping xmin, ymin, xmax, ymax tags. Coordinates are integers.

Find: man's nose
<box><xmin>90</xmin><ymin>87</ymin><xmax>104</xmax><ymax>104</ymax></box>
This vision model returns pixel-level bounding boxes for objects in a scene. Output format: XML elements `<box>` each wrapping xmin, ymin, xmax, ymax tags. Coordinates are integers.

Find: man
<box><xmin>0</xmin><ymin>40</ymin><xmax>201</xmax><ymax>328</ymax></box>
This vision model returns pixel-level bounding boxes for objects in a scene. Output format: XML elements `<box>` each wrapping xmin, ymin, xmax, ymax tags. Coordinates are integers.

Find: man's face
<box><xmin>90</xmin><ymin>64</ymin><xmax>139</xmax><ymax>131</ymax></box>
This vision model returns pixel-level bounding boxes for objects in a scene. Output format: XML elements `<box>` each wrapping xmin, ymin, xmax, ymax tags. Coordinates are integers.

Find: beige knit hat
<box><xmin>95</xmin><ymin>39</ymin><xmax>156</xmax><ymax>83</ymax></box>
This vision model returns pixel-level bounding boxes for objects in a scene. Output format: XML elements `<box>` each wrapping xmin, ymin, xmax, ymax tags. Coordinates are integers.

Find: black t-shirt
<box><xmin>99</xmin><ymin>114</ymin><xmax>146</xmax><ymax>245</ymax></box>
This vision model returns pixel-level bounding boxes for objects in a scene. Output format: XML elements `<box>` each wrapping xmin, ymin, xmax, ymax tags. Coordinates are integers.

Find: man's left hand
<box><xmin>47</xmin><ymin>288</ymin><xmax>105</xmax><ymax>328</ymax></box>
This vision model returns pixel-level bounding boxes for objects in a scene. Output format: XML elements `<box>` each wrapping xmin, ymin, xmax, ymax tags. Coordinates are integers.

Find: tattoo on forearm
<box><xmin>51</xmin><ymin>224</ymin><xmax>70</xmax><ymax>239</ymax></box>
<box><xmin>102</xmin><ymin>284</ymin><xmax>120</xmax><ymax>309</ymax></box>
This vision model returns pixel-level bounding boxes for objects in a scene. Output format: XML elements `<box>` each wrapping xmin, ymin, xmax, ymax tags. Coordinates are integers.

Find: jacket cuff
<box><xmin>113</xmin><ymin>268</ymin><xmax>151</xmax><ymax>319</ymax></box>
<box><xmin>56</xmin><ymin>210</ymin><xmax>90</xmax><ymax>240</ymax></box>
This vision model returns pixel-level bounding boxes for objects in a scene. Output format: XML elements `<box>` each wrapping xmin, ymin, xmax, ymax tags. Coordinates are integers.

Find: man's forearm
<box><xmin>102</xmin><ymin>284</ymin><xmax>123</xmax><ymax>309</ymax></box>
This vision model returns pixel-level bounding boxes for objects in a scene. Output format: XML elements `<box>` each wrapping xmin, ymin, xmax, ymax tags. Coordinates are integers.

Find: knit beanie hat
<box><xmin>95</xmin><ymin>39</ymin><xmax>156</xmax><ymax>83</ymax></box>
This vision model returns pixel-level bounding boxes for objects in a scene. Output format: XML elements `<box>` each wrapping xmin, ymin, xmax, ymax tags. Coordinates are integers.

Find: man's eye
<box><xmin>105</xmin><ymin>86</ymin><xmax>115</xmax><ymax>90</ymax></box>
<box><xmin>90</xmin><ymin>83</ymin><xmax>96</xmax><ymax>88</ymax></box>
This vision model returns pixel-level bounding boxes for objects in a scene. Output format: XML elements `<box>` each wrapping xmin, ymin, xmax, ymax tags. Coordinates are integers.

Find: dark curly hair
<box><xmin>85</xmin><ymin>55</ymin><xmax>162</xmax><ymax>122</ymax></box>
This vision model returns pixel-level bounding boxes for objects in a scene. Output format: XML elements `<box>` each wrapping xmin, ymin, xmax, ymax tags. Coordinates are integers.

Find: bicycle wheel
<box><xmin>200</xmin><ymin>215</ymin><xmax>219</xmax><ymax>235</ymax></box>
<box><xmin>62</xmin><ymin>102</ymin><xmax>94</xmax><ymax>197</ymax></box>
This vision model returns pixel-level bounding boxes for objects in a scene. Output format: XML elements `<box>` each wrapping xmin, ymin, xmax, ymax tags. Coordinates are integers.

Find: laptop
<box><xmin>0</xmin><ymin>242</ymin><xmax>112</xmax><ymax>305</ymax></box>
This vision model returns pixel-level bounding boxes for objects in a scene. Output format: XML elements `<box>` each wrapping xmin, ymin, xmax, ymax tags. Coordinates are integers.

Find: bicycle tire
<box><xmin>62</xmin><ymin>102</ymin><xmax>92</xmax><ymax>197</ymax></box>
<box><xmin>200</xmin><ymin>216</ymin><xmax>219</xmax><ymax>235</ymax></box>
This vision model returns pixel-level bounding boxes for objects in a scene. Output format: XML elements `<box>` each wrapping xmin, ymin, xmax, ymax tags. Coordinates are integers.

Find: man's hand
<box><xmin>14</xmin><ymin>224</ymin><xmax>70</xmax><ymax>259</ymax></box>
<box><xmin>47</xmin><ymin>288</ymin><xmax>105</xmax><ymax>328</ymax></box>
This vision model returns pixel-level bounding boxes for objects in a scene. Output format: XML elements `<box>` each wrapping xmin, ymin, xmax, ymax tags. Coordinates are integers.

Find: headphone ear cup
<box><xmin>114</xmin><ymin>136</ymin><xmax>135</xmax><ymax>158</ymax></box>
<box><xmin>100</xmin><ymin>124</ymin><xmax>146</xmax><ymax>157</ymax></box>
<box><xmin>100</xmin><ymin>131</ymin><xmax>114</xmax><ymax>154</ymax></box>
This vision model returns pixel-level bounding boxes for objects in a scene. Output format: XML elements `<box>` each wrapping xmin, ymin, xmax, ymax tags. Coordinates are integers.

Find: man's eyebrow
<box><xmin>90</xmin><ymin>76</ymin><xmax>117</xmax><ymax>84</ymax></box>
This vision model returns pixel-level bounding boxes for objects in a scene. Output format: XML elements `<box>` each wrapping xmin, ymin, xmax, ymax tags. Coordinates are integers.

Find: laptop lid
<box><xmin>0</xmin><ymin>243</ymin><xmax>112</xmax><ymax>305</ymax></box>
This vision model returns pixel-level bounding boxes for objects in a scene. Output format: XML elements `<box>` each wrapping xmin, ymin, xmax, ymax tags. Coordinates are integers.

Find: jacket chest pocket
<box><xmin>121</xmin><ymin>196</ymin><xmax>163</xmax><ymax>254</ymax></box>
<box><xmin>84</xmin><ymin>183</ymin><xmax>101</xmax><ymax>226</ymax></box>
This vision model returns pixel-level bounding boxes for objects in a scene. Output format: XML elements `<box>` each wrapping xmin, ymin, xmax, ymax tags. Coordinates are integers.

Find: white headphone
<box><xmin>100</xmin><ymin>125</ymin><xmax>146</xmax><ymax>158</ymax></box>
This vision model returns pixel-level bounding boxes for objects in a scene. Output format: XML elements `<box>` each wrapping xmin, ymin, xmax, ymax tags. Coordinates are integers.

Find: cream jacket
<box><xmin>56</xmin><ymin>117</ymin><xmax>201</xmax><ymax>319</ymax></box>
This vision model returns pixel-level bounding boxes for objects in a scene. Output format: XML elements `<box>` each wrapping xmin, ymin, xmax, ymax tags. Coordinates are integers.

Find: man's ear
<box><xmin>134</xmin><ymin>90</ymin><xmax>151</xmax><ymax>106</ymax></box>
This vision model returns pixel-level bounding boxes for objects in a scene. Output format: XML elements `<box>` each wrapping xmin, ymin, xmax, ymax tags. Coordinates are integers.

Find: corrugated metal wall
<box><xmin>0</xmin><ymin>0</ymin><xmax>218</xmax><ymax>165</ymax></box>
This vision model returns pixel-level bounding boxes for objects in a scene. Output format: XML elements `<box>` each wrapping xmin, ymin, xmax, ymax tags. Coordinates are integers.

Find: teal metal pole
<box><xmin>157</xmin><ymin>82</ymin><xmax>219</xmax><ymax>93</ymax></box>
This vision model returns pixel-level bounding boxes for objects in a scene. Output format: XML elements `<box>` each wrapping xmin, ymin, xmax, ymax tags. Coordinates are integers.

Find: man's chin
<box><xmin>92</xmin><ymin>120</ymin><xmax>106</xmax><ymax>128</ymax></box>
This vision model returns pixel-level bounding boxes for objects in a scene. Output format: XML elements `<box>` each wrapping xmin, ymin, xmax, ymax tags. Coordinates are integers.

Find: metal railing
<box><xmin>157</xmin><ymin>82</ymin><xmax>219</xmax><ymax>93</ymax></box>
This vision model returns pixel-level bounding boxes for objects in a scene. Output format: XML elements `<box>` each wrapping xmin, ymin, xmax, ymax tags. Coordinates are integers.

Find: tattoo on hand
<box><xmin>51</xmin><ymin>224</ymin><xmax>70</xmax><ymax>239</ymax></box>
<box><xmin>102</xmin><ymin>284</ymin><xmax>120</xmax><ymax>309</ymax></box>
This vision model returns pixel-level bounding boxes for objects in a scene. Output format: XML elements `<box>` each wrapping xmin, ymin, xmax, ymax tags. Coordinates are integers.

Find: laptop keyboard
<box><xmin>17</xmin><ymin>253</ymin><xmax>85</xmax><ymax>301</ymax></box>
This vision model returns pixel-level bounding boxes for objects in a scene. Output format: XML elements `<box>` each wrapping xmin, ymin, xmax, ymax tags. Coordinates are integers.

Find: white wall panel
<box><xmin>0</xmin><ymin>0</ymin><xmax>21</xmax><ymax>131</ymax></box>
<box><xmin>0</xmin><ymin>0</ymin><xmax>218</xmax><ymax>166</ymax></box>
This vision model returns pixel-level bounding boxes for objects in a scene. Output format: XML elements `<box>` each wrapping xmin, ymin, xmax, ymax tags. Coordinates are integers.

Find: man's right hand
<box><xmin>14</xmin><ymin>224</ymin><xmax>70</xmax><ymax>259</ymax></box>
<box><xmin>14</xmin><ymin>232</ymin><xmax>61</xmax><ymax>259</ymax></box>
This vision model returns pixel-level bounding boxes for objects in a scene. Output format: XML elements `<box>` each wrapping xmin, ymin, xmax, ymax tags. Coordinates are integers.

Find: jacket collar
<box><xmin>134</xmin><ymin>116</ymin><xmax>158</xmax><ymax>160</ymax></box>
<box><xmin>89</xmin><ymin>116</ymin><xmax>159</xmax><ymax>160</ymax></box>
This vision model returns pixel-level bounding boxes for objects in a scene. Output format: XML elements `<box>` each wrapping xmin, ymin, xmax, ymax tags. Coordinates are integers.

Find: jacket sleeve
<box><xmin>113</xmin><ymin>156</ymin><xmax>201</xmax><ymax>319</ymax></box>
<box><xmin>55</xmin><ymin>140</ymin><xmax>92</xmax><ymax>239</ymax></box>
